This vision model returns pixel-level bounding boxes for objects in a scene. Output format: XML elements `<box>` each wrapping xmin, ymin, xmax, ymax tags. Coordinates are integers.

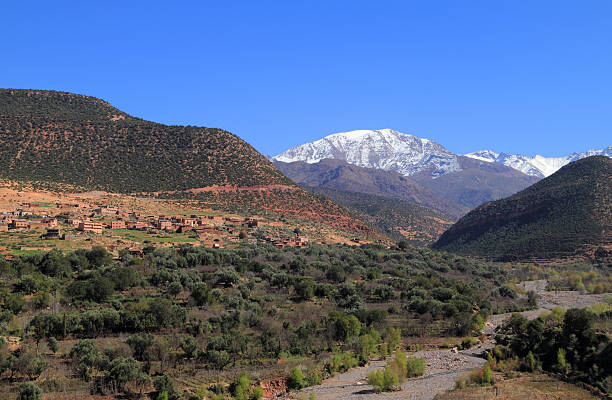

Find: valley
<box><xmin>0</xmin><ymin>90</ymin><xmax>609</xmax><ymax>400</ymax></box>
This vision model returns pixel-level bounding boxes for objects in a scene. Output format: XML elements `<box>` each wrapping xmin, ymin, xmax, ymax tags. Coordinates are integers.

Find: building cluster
<box><xmin>0</xmin><ymin>201</ymin><xmax>309</xmax><ymax>250</ymax></box>
<box><xmin>265</xmin><ymin>235</ymin><xmax>309</xmax><ymax>248</ymax></box>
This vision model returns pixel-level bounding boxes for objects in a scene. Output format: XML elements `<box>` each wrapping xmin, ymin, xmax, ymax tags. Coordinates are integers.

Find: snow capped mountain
<box><xmin>273</xmin><ymin>129</ymin><xmax>461</xmax><ymax>177</ymax></box>
<box><xmin>465</xmin><ymin>146</ymin><xmax>612</xmax><ymax>178</ymax></box>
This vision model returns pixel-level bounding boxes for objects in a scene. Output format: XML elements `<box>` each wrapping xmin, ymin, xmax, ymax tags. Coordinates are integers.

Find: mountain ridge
<box><xmin>465</xmin><ymin>146</ymin><xmax>612</xmax><ymax>178</ymax></box>
<box><xmin>274</xmin><ymin>128</ymin><xmax>461</xmax><ymax>178</ymax></box>
<box><xmin>432</xmin><ymin>156</ymin><xmax>612</xmax><ymax>261</ymax></box>
<box><xmin>274</xmin><ymin>158</ymin><xmax>468</xmax><ymax>218</ymax></box>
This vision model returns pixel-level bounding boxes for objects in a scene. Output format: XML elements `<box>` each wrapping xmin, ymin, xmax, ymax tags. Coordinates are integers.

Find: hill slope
<box><xmin>412</xmin><ymin>156</ymin><xmax>539</xmax><ymax>210</ymax></box>
<box><xmin>0</xmin><ymin>89</ymin><xmax>290</xmax><ymax>192</ymax></box>
<box><xmin>432</xmin><ymin>156</ymin><xmax>612</xmax><ymax>261</ymax></box>
<box><xmin>0</xmin><ymin>89</ymin><xmax>383</xmax><ymax>240</ymax></box>
<box><xmin>274</xmin><ymin>158</ymin><xmax>468</xmax><ymax>218</ymax></box>
<box><xmin>308</xmin><ymin>186</ymin><xmax>454</xmax><ymax>245</ymax></box>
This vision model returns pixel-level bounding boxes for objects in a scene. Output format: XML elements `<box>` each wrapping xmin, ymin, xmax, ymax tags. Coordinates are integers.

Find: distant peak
<box><xmin>273</xmin><ymin>128</ymin><xmax>460</xmax><ymax>177</ymax></box>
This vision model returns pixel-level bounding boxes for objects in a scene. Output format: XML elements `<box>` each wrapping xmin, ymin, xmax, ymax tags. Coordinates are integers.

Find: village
<box><xmin>0</xmin><ymin>191</ymin><xmax>312</xmax><ymax>259</ymax></box>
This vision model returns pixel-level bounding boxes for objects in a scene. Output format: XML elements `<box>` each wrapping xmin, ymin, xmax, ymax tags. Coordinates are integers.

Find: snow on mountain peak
<box><xmin>273</xmin><ymin>129</ymin><xmax>461</xmax><ymax>178</ymax></box>
<box><xmin>464</xmin><ymin>145</ymin><xmax>612</xmax><ymax>177</ymax></box>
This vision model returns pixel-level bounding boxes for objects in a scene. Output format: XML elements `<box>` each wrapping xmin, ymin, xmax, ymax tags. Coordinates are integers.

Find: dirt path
<box><xmin>293</xmin><ymin>280</ymin><xmax>609</xmax><ymax>400</ymax></box>
<box><xmin>486</xmin><ymin>279</ymin><xmax>608</xmax><ymax>334</ymax></box>
<box><xmin>295</xmin><ymin>350</ymin><xmax>486</xmax><ymax>400</ymax></box>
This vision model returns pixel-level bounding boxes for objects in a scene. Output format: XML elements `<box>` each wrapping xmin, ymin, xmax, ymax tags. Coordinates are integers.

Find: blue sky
<box><xmin>1</xmin><ymin>1</ymin><xmax>610</xmax><ymax>157</ymax></box>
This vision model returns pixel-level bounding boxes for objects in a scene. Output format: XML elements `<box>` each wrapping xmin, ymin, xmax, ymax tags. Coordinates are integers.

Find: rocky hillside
<box><xmin>308</xmin><ymin>186</ymin><xmax>454</xmax><ymax>245</ymax></box>
<box><xmin>0</xmin><ymin>89</ymin><xmax>291</xmax><ymax>192</ymax></box>
<box><xmin>274</xmin><ymin>158</ymin><xmax>468</xmax><ymax>218</ymax></box>
<box><xmin>433</xmin><ymin>156</ymin><xmax>612</xmax><ymax>261</ymax></box>
<box><xmin>412</xmin><ymin>156</ymin><xmax>539</xmax><ymax>210</ymax></box>
<box><xmin>0</xmin><ymin>89</ymin><xmax>382</xmax><ymax>240</ymax></box>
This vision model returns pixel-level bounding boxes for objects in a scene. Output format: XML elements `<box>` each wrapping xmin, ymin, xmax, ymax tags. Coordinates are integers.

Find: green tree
<box><xmin>17</xmin><ymin>382</ymin><xmax>42</xmax><ymax>400</ymax></box>
<box><xmin>167</xmin><ymin>281</ymin><xmax>183</xmax><ymax>297</ymax></box>
<box><xmin>181</xmin><ymin>336</ymin><xmax>199</xmax><ymax>359</ymax></box>
<box><xmin>288</xmin><ymin>366</ymin><xmax>306</xmax><ymax>390</ymax></box>
<box><xmin>154</xmin><ymin>374</ymin><xmax>175</xmax><ymax>397</ymax></box>
<box><xmin>69</xmin><ymin>340</ymin><xmax>99</xmax><ymax>381</ymax></box>
<box><xmin>106</xmin><ymin>357</ymin><xmax>139</xmax><ymax>393</ymax></box>
<box><xmin>46</xmin><ymin>337</ymin><xmax>59</xmax><ymax>355</ymax></box>
<box><xmin>191</xmin><ymin>283</ymin><xmax>211</xmax><ymax>306</ymax></box>
<box><xmin>126</xmin><ymin>333</ymin><xmax>155</xmax><ymax>361</ymax></box>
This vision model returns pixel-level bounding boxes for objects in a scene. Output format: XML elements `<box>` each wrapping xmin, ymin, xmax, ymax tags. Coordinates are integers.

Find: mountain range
<box><xmin>465</xmin><ymin>147</ymin><xmax>612</xmax><ymax>178</ymax></box>
<box><xmin>273</xmin><ymin>158</ymin><xmax>468</xmax><ymax>218</ymax></box>
<box><xmin>274</xmin><ymin>128</ymin><xmax>461</xmax><ymax>178</ymax></box>
<box><xmin>274</xmin><ymin>128</ymin><xmax>611</xmax><ymax>180</ymax></box>
<box><xmin>2</xmin><ymin>90</ymin><xmax>609</xmax><ymax>248</ymax></box>
<box><xmin>274</xmin><ymin>130</ymin><xmax>545</xmax><ymax>227</ymax></box>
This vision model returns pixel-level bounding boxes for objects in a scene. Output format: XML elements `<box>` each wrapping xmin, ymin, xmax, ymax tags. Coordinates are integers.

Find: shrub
<box><xmin>392</xmin><ymin>351</ymin><xmax>407</xmax><ymax>380</ymax></box>
<box><xmin>465</xmin><ymin>363</ymin><xmax>494</xmax><ymax>386</ymax></box>
<box><xmin>405</xmin><ymin>356</ymin><xmax>426</xmax><ymax>377</ymax></box>
<box><xmin>367</xmin><ymin>368</ymin><xmax>400</xmax><ymax>392</ymax></box>
<box><xmin>154</xmin><ymin>374</ymin><xmax>175</xmax><ymax>397</ymax></box>
<box><xmin>288</xmin><ymin>366</ymin><xmax>306</xmax><ymax>390</ymax></box>
<box><xmin>17</xmin><ymin>382</ymin><xmax>42</xmax><ymax>400</ymax></box>
<box><xmin>229</xmin><ymin>374</ymin><xmax>263</xmax><ymax>400</ymax></box>
<box><xmin>46</xmin><ymin>337</ymin><xmax>59</xmax><ymax>354</ymax></box>
<box><xmin>367</xmin><ymin>370</ymin><xmax>384</xmax><ymax>392</ymax></box>
<box><xmin>482</xmin><ymin>363</ymin><xmax>493</xmax><ymax>384</ymax></box>
<box><xmin>383</xmin><ymin>368</ymin><xmax>400</xmax><ymax>391</ymax></box>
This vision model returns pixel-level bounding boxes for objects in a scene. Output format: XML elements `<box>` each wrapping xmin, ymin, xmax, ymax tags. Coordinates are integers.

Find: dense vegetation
<box><xmin>0</xmin><ymin>89</ymin><xmax>291</xmax><ymax>192</ymax></box>
<box><xmin>492</xmin><ymin>307</ymin><xmax>612</xmax><ymax>395</ymax></box>
<box><xmin>434</xmin><ymin>156</ymin><xmax>612</xmax><ymax>261</ymax></box>
<box><xmin>0</xmin><ymin>243</ymin><xmax>530</xmax><ymax>399</ymax></box>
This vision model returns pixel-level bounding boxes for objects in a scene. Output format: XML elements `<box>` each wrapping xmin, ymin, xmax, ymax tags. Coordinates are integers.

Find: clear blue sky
<box><xmin>2</xmin><ymin>1</ymin><xmax>610</xmax><ymax>157</ymax></box>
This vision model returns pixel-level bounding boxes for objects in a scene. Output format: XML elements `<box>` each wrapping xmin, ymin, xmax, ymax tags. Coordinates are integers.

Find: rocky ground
<box><xmin>297</xmin><ymin>350</ymin><xmax>486</xmax><ymax>400</ymax></box>
<box><xmin>292</xmin><ymin>280</ymin><xmax>608</xmax><ymax>400</ymax></box>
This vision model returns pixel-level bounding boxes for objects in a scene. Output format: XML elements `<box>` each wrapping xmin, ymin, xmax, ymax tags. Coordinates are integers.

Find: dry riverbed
<box><xmin>291</xmin><ymin>280</ymin><xmax>609</xmax><ymax>400</ymax></box>
<box><xmin>297</xmin><ymin>350</ymin><xmax>486</xmax><ymax>400</ymax></box>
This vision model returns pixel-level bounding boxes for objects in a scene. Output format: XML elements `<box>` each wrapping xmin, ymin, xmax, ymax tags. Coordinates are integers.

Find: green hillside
<box><xmin>0</xmin><ymin>89</ymin><xmax>291</xmax><ymax>192</ymax></box>
<box><xmin>433</xmin><ymin>156</ymin><xmax>612</xmax><ymax>261</ymax></box>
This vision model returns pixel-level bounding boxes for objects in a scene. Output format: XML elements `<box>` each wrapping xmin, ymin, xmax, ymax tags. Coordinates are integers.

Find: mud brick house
<box><xmin>111</xmin><ymin>220</ymin><xmax>127</xmax><ymax>229</ymax></box>
<box><xmin>44</xmin><ymin>227</ymin><xmax>61</xmax><ymax>238</ymax></box>
<box><xmin>180</xmin><ymin>217</ymin><xmax>197</xmax><ymax>227</ymax></box>
<box><xmin>78</xmin><ymin>221</ymin><xmax>103</xmax><ymax>234</ymax></box>
<box><xmin>94</xmin><ymin>206</ymin><xmax>118</xmax><ymax>215</ymax></box>
<box><xmin>67</xmin><ymin>218</ymin><xmax>82</xmax><ymax>227</ymax></box>
<box><xmin>176</xmin><ymin>225</ymin><xmax>193</xmax><ymax>233</ymax></box>
<box><xmin>127</xmin><ymin>248</ymin><xmax>144</xmax><ymax>258</ymax></box>
<box><xmin>10</xmin><ymin>220</ymin><xmax>30</xmax><ymax>230</ymax></box>
<box><xmin>156</xmin><ymin>219</ymin><xmax>173</xmax><ymax>230</ymax></box>
<box><xmin>128</xmin><ymin>221</ymin><xmax>148</xmax><ymax>230</ymax></box>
